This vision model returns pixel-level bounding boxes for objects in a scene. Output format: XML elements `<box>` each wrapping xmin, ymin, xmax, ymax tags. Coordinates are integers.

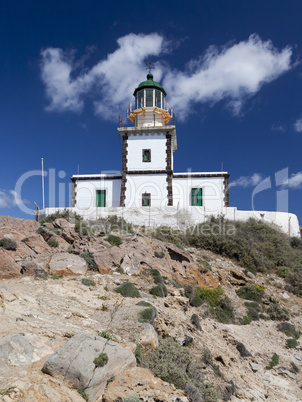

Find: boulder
<box><xmin>53</xmin><ymin>218</ymin><xmax>75</xmax><ymax>230</ymax></box>
<box><xmin>0</xmin><ymin>249</ymin><xmax>21</xmax><ymax>278</ymax></box>
<box><xmin>139</xmin><ymin>323</ymin><xmax>158</xmax><ymax>350</ymax></box>
<box><xmin>94</xmin><ymin>248</ymin><xmax>125</xmax><ymax>274</ymax></box>
<box><xmin>49</xmin><ymin>253</ymin><xmax>88</xmax><ymax>276</ymax></box>
<box><xmin>42</xmin><ymin>332</ymin><xmax>136</xmax><ymax>401</ymax></box>
<box><xmin>0</xmin><ymin>333</ymin><xmax>53</xmax><ymax>368</ymax></box>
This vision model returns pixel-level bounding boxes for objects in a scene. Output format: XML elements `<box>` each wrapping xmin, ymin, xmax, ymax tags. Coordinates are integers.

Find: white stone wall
<box><xmin>173</xmin><ymin>176</ymin><xmax>225</xmax><ymax>209</ymax></box>
<box><xmin>75</xmin><ymin>179</ymin><xmax>121</xmax><ymax>209</ymax></box>
<box><xmin>124</xmin><ymin>174</ymin><xmax>167</xmax><ymax>208</ymax></box>
<box><xmin>127</xmin><ymin>132</ymin><xmax>168</xmax><ymax>171</ymax></box>
<box><xmin>42</xmin><ymin>206</ymin><xmax>300</xmax><ymax>238</ymax></box>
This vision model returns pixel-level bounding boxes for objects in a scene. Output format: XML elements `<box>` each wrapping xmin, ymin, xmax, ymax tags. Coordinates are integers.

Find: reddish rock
<box><xmin>0</xmin><ymin>249</ymin><xmax>21</xmax><ymax>278</ymax></box>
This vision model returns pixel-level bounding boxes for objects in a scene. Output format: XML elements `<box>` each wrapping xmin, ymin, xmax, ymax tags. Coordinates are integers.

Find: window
<box><xmin>191</xmin><ymin>188</ymin><xmax>202</xmax><ymax>206</ymax></box>
<box><xmin>96</xmin><ymin>189</ymin><xmax>106</xmax><ymax>207</ymax></box>
<box><xmin>142</xmin><ymin>193</ymin><xmax>151</xmax><ymax>207</ymax></box>
<box><xmin>155</xmin><ymin>90</ymin><xmax>161</xmax><ymax>108</ymax></box>
<box><xmin>142</xmin><ymin>149</ymin><xmax>151</xmax><ymax>162</ymax></box>
<box><xmin>146</xmin><ymin>89</ymin><xmax>153</xmax><ymax>107</ymax></box>
<box><xmin>137</xmin><ymin>90</ymin><xmax>144</xmax><ymax>108</ymax></box>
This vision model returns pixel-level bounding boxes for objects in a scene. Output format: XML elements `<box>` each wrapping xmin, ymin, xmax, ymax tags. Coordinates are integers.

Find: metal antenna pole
<box><xmin>41</xmin><ymin>158</ymin><xmax>45</xmax><ymax>210</ymax></box>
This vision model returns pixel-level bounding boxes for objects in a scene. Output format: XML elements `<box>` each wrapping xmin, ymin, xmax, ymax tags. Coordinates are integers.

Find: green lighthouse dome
<box><xmin>133</xmin><ymin>73</ymin><xmax>167</xmax><ymax>97</ymax></box>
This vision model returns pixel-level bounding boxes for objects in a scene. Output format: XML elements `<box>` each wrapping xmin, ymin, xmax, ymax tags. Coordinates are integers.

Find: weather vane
<box><xmin>146</xmin><ymin>61</ymin><xmax>155</xmax><ymax>73</ymax></box>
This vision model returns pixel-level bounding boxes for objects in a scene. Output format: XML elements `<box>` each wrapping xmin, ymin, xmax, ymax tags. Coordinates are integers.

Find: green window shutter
<box><xmin>191</xmin><ymin>188</ymin><xmax>202</xmax><ymax>206</ymax></box>
<box><xmin>96</xmin><ymin>190</ymin><xmax>106</xmax><ymax>207</ymax></box>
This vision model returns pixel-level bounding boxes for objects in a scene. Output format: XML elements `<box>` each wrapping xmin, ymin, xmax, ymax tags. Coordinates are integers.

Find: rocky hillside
<box><xmin>0</xmin><ymin>215</ymin><xmax>301</xmax><ymax>401</ymax></box>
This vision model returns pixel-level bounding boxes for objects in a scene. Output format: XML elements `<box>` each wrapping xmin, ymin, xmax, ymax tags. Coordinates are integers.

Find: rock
<box><xmin>184</xmin><ymin>335</ymin><xmax>193</xmax><ymax>346</ymax></box>
<box><xmin>0</xmin><ymin>249</ymin><xmax>21</xmax><ymax>279</ymax></box>
<box><xmin>177</xmin><ymin>337</ymin><xmax>185</xmax><ymax>346</ymax></box>
<box><xmin>102</xmin><ymin>366</ymin><xmax>186</xmax><ymax>401</ymax></box>
<box><xmin>34</xmin><ymin>269</ymin><xmax>48</xmax><ymax>280</ymax></box>
<box><xmin>246</xmin><ymin>271</ymin><xmax>256</xmax><ymax>279</ymax></box>
<box><xmin>0</xmin><ymin>333</ymin><xmax>53</xmax><ymax>367</ymax></box>
<box><xmin>94</xmin><ymin>248</ymin><xmax>125</xmax><ymax>274</ymax></box>
<box><xmin>25</xmin><ymin>235</ymin><xmax>52</xmax><ymax>255</ymax></box>
<box><xmin>42</xmin><ymin>332</ymin><xmax>136</xmax><ymax>401</ymax></box>
<box><xmin>121</xmin><ymin>255</ymin><xmax>141</xmax><ymax>276</ymax></box>
<box><xmin>53</xmin><ymin>218</ymin><xmax>74</xmax><ymax>230</ymax></box>
<box><xmin>281</xmin><ymin>292</ymin><xmax>290</xmax><ymax>299</ymax></box>
<box><xmin>139</xmin><ymin>323</ymin><xmax>158</xmax><ymax>350</ymax></box>
<box><xmin>294</xmin><ymin>354</ymin><xmax>302</xmax><ymax>361</ymax></box>
<box><xmin>49</xmin><ymin>253</ymin><xmax>88</xmax><ymax>276</ymax></box>
<box><xmin>249</xmin><ymin>362</ymin><xmax>259</xmax><ymax>372</ymax></box>
<box><xmin>277</xmin><ymin>366</ymin><xmax>296</xmax><ymax>379</ymax></box>
<box><xmin>115</xmin><ymin>279</ymin><xmax>121</xmax><ymax>285</ymax></box>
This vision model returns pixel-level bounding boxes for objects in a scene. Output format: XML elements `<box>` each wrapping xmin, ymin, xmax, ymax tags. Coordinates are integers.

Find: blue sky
<box><xmin>1</xmin><ymin>0</ymin><xmax>302</xmax><ymax>223</ymax></box>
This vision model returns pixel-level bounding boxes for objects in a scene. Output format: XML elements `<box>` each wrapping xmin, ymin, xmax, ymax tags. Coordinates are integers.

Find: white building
<box><xmin>43</xmin><ymin>72</ymin><xmax>300</xmax><ymax>237</ymax></box>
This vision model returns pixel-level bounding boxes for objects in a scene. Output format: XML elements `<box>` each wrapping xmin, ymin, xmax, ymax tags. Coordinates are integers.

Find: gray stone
<box><xmin>42</xmin><ymin>332</ymin><xmax>136</xmax><ymax>401</ymax></box>
<box><xmin>49</xmin><ymin>253</ymin><xmax>88</xmax><ymax>276</ymax></box>
<box><xmin>277</xmin><ymin>366</ymin><xmax>296</xmax><ymax>379</ymax></box>
<box><xmin>0</xmin><ymin>333</ymin><xmax>53</xmax><ymax>367</ymax></box>
<box><xmin>139</xmin><ymin>323</ymin><xmax>158</xmax><ymax>350</ymax></box>
<box><xmin>294</xmin><ymin>354</ymin><xmax>302</xmax><ymax>361</ymax></box>
<box><xmin>249</xmin><ymin>362</ymin><xmax>259</xmax><ymax>372</ymax></box>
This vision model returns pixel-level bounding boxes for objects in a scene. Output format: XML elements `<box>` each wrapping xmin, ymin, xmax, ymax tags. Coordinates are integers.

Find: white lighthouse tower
<box><xmin>118</xmin><ymin>68</ymin><xmax>177</xmax><ymax>209</ymax></box>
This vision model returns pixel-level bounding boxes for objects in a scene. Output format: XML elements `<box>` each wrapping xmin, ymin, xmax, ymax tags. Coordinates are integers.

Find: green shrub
<box><xmin>286</xmin><ymin>338</ymin><xmax>298</xmax><ymax>348</ymax></box>
<box><xmin>236</xmin><ymin>284</ymin><xmax>264</xmax><ymax>302</ymax></box>
<box><xmin>136</xmin><ymin>301</ymin><xmax>153</xmax><ymax>307</ymax></box>
<box><xmin>139</xmin><ymin>307</ymin><xmax>157</xmax><ymax>324</ymax></box>
<box><xmin>80</xmin><ymin>252</ymin><xmax>98</xmax><ymax>271</ymax></box>
<box><xmin>0</xmin><ymin>238</ymin><xmax>17</xmax><ymax>250</ymax></box>
<box><xmin>47</xmin><ymin>238</ymin><xmax>59</xmax><ymax>248</ymax></box>
<box><xmin>115</xmin><ymin>282</ymin><xmax>141</xmax><ymax>298</ymax></box>
<box><xmin>99</xmin><ymin>215</ymin><xmax>133</xmax><ymax>234</ymax></box>
<box><xmin>51</xmin><ymin>275</ymin><xmax>63</xmax><ymax>280</ymax></box>
<box><xmin>197</xmin><ymin>260</ymin><xmax>212</xmax><ymax>273</ymax></box>
<box><xmin>266</xmin><ymin>353</ymin><xmax>279</xmax><ymax>370</ymax></box>
<box><xmin>98</xmin><ymin>295</ymin><xmax>108</xmax><ymax>300</ymax></box>
<box><xmin>105</xmin><ymin>234</ymin><xmax>122</xmax><ymax>247</ymax></box>
<box><xmin>93</xmin><ymin>353</ymin><xmax>108</xmax><ymax>367</ymax></box>
<box><xmin>149</xmin><ymin>283</ymin><xmax>168</xmax><ymax>298</ymax></box>
<box><xmin>40</xmin><ymin>210</ymin><xmax>82</xmax><ymax>224</ymax></box>
<box><xmin>116</xmin><ymin>266</ymin><xmax>124</xmax><ymax>274</ymax></box>
<box><xmin>210</xmin><ymin>296</ymin><xmax>234</xmax><ymax>324</ymax></box>
<box><xmin>98</xmin><ymin>330</ymin><xmax>118</xmax><ymax>342</ymax></box>
<box><xmin>185</xmin><ymin>384</ymin><xmax>202</xmax><ymax>402</ymax></box>
<box><xmin>149</xmin><ymin>269</ymin><xmax>164</xmax><ymax>284</ymax></box>
<box><xmin>164</xmin><ymin>277</ymin><xmax>183</xmax><ymax>288</ymax></box>
<box><xmin>277</xmin><ymin>322</ymin><xmax>301</xmax><ymax>339</ymax></box>
<box><xmin>195</xmin><ymin>287</ymin><xmax>224</xmax><ymax>306</ymax></box>
<box><xmin>48</xmin><ymin>226</ymin><xmax>60</xmax><ymax>235</ymax></box>
<box><xmin>239</xmin><ymin>311</ymin><xmax>252</xmax><ymax>325</ymax></box>
<box><xmin>191</xmin><ymin>314</ymin><xmax>201</xmax><ymax>330</ymax></box>
<box><xmin>137</xmin><ymin>337</ymin><xmax>206</xmax><ymax>394</ymax></box>
<box><xmin>190</xmin><ymin>295</ymin><xmax>203</xmax><ymax>307</ymax></box>
<box><xmin>75</xmin><ymin>222</ymin><xmax>88</xmax><ymax>236</ymax></box>
<box><xmin>154</xmin><ymin>251</ymin><xmax>165</xmax><ymax>258</ymax></box>
<box><xmin>81</xmin><ymin>278</ymin><xmax>96</xmax><ymax>287</ymax></box>
<box><xmin>77</xmin><ymin>388</ymin><xmax>89</xmax><ymax>401</ymax></box>
<box><xmin>152</xmin><ymin>225</ymin><xmax>188</xmax><ymax>246</ymax></box>
<box><xmin>21</xmin><ymin>237</ymin><xmax>29</xmax><ymax>242</ymax></box>
<box><xmin>290</xmin><ymin>362</ymin><xmax>299</xmax><ymax>373</ymax></box>
<box><xmin>267</xmin><ymin>301</ymin><xmax>290</xmax><ymax>321</ymax></box>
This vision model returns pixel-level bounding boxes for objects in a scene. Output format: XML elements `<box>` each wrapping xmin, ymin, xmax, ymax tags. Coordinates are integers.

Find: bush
<box><xmin>154</xmin><ymin>251</ymin><xmax>165</xmax><ymax>258</ymax></box>
<box><xmin>80</xmin><ymin>252</ymin><xmax>98</xmax><ymax>271</ymax></box>
<box><xmin>290</xmin><ymin>362</ymin><xmax>299</xmax><ymax>373</ymax></box>
<box><xmin>152</xmin><ymin>225</ymin><xmax>189</xmax><ymax>246</ymax></box>
<box><xmin>286</xmin><ymin>338</ymin><xmax>298</xmax><ymax>348</ymax></box>
<box><xmin>47</xmin><ymin>238</ymin><xmax>59</xmax><ymax>248</ymax></box>
<box><xmin>184</xmin><ymin>284</ymin><xmax>195</xmax><ymax>300</ymax></box>
<box><xmin>75</xmin><ymin>222</ymin><xmax>88</xmax><ymax>236</ymax></box>
<box><xmin>139</xmin><ymin>307</ymin><xmax>157</xmax><ymax>324</ymax></box>
<box><xmin>197</xmin><ymin>260</ymin><xmax>212</xmax><ymax>273</ymax></box>
<box><xmin>136</xmin><ymin>337</ymin><xmax>207</xmax><ymax>395</ymax></box>
<box><xmin>51</xmin><ymin>275</ymin><xmax>63</xmax><ymax>280</ymax></box>
<box><xmin>277</xmin><ymin>322</ymin><xmax>301</xmax><ymax>339</ymax></box>
<box><xmin>266</xmin><ymin>353</ymin><xmax>279</xmax><ymax>370</ymax></box>
<box><xmin>21</xmin><ymin>238</ymin><xmax>29</xmax><ymax>242</ymax></box>
<box><xmin>236</xmin><ymin>284</ymin><xmax>264</xmax><ymax>302</ymax></box>
<box><xmin>99</xmin><ymin>215</ymin><xmax>133</xmax><ymax>234</ymax></box>
<box><xmin>190</xmin><ymin>295</ymin><xmax>203</xmax><ymax>307</ymax></box>
<box><xmin>81</xmin><ymin>278</ymin><xmax>96</xmax><ymax>287</ymax></box>
<box><xmin>185</xmin><ymin>384</ymin><xmax>202</xmax><ymax>402</ymax></box>
<box><xmin>105</xmin><ymin>234</ymin><xmax>122</xmax><ymax>247</ymax></box>
<box><xmin>195</xmin><ymin>287</ymin><xmax>224</xmax><ymax>307</ymax></box>
<box><xmin>149</xmin><ymin>283</ymin><xmax>168</xmax><ymax>298</ymax></box>
<box><xmin>191</xmin><ymin>314</ymin><xmax>201</xmax><ymax>330</ymax></box>
<box><xmin>210</xmin><ymin>296</ymin><xmax>234</xmax><ymax>324</ymax></box>
<box><xmin>98</xmin><ymin>330</ymin><xmax>118</xmax><ymax>342</ymax></box>
<box><xmin>186</xmin><ymin>217</ymin><xmax>302</xmax><ymax>296</ymax></box>
<box><xmin>267</xmin><ymin>301</ymin><xmax>290</xmax><ymax>321</ymax></box>
<box><xmin>115</xmin><ymin>282</ymin><xmax>141</xmax><ymax>298</ymax></box>
<box><xmin>41</xmin><ymin>210</ymin><xmax>82</xmax><ymax>224</ymax></box>
<box><xmin>0</xmin><ymin>238</ymin><xmax>17</xmax><ymax>251</ymax></box>
<box><xmin>77</xmin><ymin>388</ymin><xmax>89</xmax><ymax>401</ymax></box>
<box><xmin>93</xmin><ymin>352</ymin><xmax>108</xmax><ymax>367</ymax></box>
<box><xmin>165</xmin><ymin>277</ymin><xmax>183</xmax><ymax>288</ymax></box>
<box><xmin>136</xmin><ymin>301</ymin><xmax>153</xmax><ymax>307</ymax></box>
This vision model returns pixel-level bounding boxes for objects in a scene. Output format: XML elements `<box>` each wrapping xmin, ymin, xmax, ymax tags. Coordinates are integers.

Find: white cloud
<box><xmin>0</xmin><ymin>190</ymin><xmax>26</xmax><ymax>208</ymax></box>
<box><xmin>294</xmin><ymin>118</ymin><xmax>302</xmax><ymax>132</ymax></box>
<box><xmin>229</xmin><ymin>173</ymin><xmax>264</xmax><ymax>188</ymax></box>
<box><xmin>271</xmin><ymin>123</ymin><xmax>285</xmax><ymax>132</ymax></box>
<box><xmin>40</xmin><ymin>33</ymin><xmax>293</xmax><ymax>120</ymax></box>
<box><xmin>283</xmin><ymin>172</ymin><xmax>302</xmax><ymax>189</ymax></box>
